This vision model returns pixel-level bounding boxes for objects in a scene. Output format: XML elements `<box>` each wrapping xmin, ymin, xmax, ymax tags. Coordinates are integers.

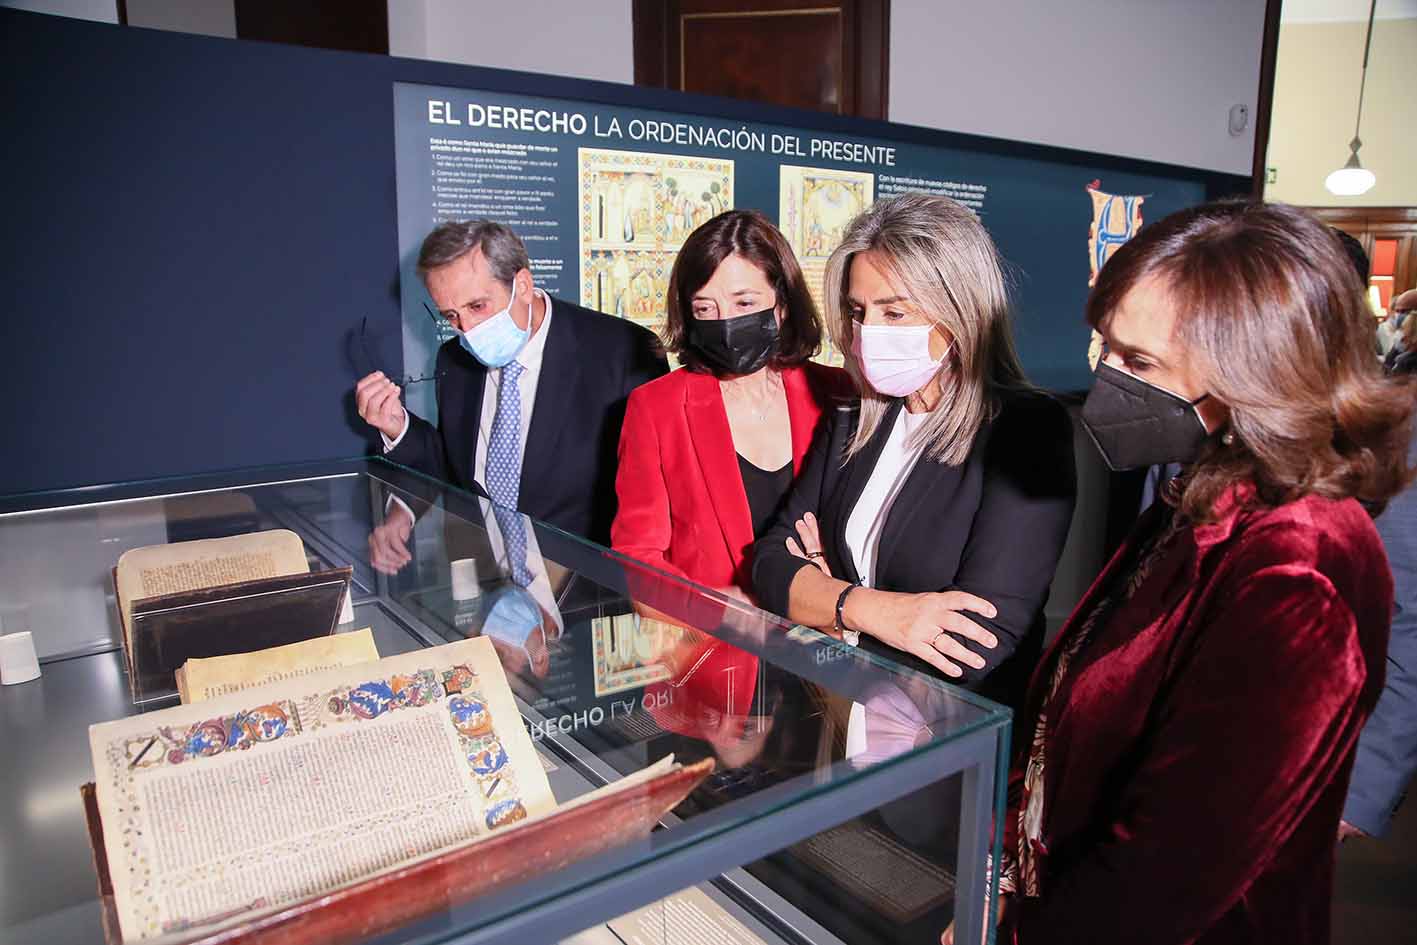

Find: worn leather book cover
<box><xmin>113</xmin><ymin>566</ymin><xmax>352</xmax><ymax>702</ymax></box>
<box><xmin>114</xmin><ymin>530</ymin><xmax>311</xmax><ymax>635</ymax></box>
<box><xmin>80</xmin><ymin>758</ymin><xmax>712</xmax><ymax>945</ymax></box>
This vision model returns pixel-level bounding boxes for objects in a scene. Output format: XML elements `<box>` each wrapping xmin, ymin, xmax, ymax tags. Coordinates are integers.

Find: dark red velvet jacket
<box><xmin>611</xmin><ymin>362</ymin><xmax>850</xmax><ymax>590</ymax></box>
<box><xmin>1006</xmin><ymin>486</ymin><xmax>1392</xmax><ymax>945</ymax></box>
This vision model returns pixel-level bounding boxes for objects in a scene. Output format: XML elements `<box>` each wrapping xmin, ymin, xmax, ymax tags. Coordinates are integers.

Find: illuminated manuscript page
<box><xmin>90</xmin><ymin>637</ymin><xmax>551</xmax><ymax>943</ymax></box>
<box><xmin>175</xmin><ymin>628</ymin><xmax>380</xmax><ymax>703</ymax></box>
<box><xmin>114</xmin><ymin>529</ymin><xmax>310</xmax><ymax>630</ymax></box>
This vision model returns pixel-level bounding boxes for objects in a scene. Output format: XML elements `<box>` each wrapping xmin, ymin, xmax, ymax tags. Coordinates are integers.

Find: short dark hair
<box><xmin>1330</xmin><ymin>227</ymin><xmax>1371</xmax><ymax>283</ymax></box>
<box><xmin>1088</xmin><ymin>200</ymin><xmax>1415</xmax><ymax>522</ymax></box>
<box><xmin>662</xmin><ymin>210</ymin><xmax>822</xmax><ymax>372</ymax></box>
<box><xmin>417</xmin><ymin>220</ymin><xmax>529</xmax><ymax>284</ymax></box>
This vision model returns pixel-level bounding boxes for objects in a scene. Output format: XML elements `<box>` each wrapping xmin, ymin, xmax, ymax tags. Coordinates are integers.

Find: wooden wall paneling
<box><xmin>680</xmin><ymin>4</ymin><xmax>846</xmax><ymax>113</ymax></box>
<box><xmin>633</xmin><ymin>0</ymin><xmax>888</xmax><ymax>119</ymax></box>
<box><xmin>1310</xmin><ymin>207</ymin><xmax>1417</xmax><ymax>299</ymax></box>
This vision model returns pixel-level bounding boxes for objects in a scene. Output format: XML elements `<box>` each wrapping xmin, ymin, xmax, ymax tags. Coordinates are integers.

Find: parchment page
<box><xmin>177</xmin><ymin>628</ymin><xmax>380</xmax><ymax>703</ymax></box>
<box><xmin>115</xmin><ymin>529</ymin><xmax>310</xmax><ymax>631</ymax></box>
<box><xmin>608</xmin><ymin>886</ymin><xmax>770</xmax><ymax>945</ymax></box>
<box><xmin>90</xmin><ymin>637</ymin><xmax>551</xmax><ymax>943</ymax></box>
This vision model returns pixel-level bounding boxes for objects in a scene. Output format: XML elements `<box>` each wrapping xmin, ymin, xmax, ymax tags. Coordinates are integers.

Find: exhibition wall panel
<box><xmin>0</xmin><ymin>9</ymin><xmax>1244</xmax><ymax>497</ymax></box>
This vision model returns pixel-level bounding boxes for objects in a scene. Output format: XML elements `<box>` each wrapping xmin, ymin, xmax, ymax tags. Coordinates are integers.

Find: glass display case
<box><xmin>0</xmin><ymin>458</ymin><xmax>1010</xmax><ymax>945</ymax></box>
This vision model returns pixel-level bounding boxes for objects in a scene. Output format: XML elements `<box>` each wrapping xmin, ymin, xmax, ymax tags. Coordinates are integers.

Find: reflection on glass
<box><xmin>0</xmin><ymin>460</ymin><xmax>1010</xmax><ymax>945</ymax></box>
<box><xmin>645</xmin><ymin>627</ymin><xmax>773</xmax><ymax>772</ymax></box>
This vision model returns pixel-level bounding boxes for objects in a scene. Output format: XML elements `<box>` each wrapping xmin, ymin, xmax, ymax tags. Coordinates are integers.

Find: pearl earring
<box><xmin>1221</xmin><ymin>430</ymin><xmax>1236</xmax><ymax>446</ymax></box>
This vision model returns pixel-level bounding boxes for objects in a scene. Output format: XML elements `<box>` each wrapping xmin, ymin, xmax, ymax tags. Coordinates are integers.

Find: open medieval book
<box><xmin>87</xmin><ymin>637</ymin><xmax>711</xmax><ymax>945</ymax></box>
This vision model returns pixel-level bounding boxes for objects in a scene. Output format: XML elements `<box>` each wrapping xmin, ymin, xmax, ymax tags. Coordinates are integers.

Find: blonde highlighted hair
<box><xmin>823</xmin><ymin>192</ymin><xmax>1030</xmax><ymax>465</ymax></box>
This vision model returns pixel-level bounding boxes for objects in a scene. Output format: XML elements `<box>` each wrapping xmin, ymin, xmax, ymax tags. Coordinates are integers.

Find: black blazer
<box><xmin>387</xmin><ymin>296</ymin><xmax>668</xmax><ymax>544</ymax></box>
<box><xmin>752</xmin><ymin>390</ymin><xmax>1077</xmax><ymax>705</ymax></box>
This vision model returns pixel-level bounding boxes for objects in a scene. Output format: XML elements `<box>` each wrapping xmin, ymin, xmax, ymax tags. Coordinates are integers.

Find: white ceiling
<box><xmin>1282</xmin><ymin>0</ymin><xmax>1417</xmax><ymax>23</ymax></box>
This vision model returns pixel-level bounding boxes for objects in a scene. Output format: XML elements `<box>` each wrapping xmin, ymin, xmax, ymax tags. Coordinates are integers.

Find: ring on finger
<box><xmin>931</xmin><ymin>630</ymin><xmax>948</xmax><ymax>649</ymax></box>
<box><xmin>806</xmin><ymin>551</ymin><xmax>824</xmax><ymax>560</ymax></box>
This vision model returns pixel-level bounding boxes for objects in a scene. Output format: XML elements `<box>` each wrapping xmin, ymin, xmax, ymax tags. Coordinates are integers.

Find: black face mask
<box><xmin>1080</xmin><ymin>362</ymin><xmax>1213</xmax><ymax>471</ymax></box>
<box><xmin>686</xmin><ymin>307</ymin><xmax>779</xmax><ymax>376</ymax></box>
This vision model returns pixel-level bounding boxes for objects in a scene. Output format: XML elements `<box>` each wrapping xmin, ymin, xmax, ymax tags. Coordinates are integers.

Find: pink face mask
<box><xmin>852</xmin><ymin>322</ymin><xmax>947</xmax><ymax>397</ymax></box>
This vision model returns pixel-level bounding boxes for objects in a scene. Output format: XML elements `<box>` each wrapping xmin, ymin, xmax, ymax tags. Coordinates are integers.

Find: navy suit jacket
<box><xmin>1343</xmin><ymin>432</ymin><xmax>1417</xmax><ymax>836</ymax></box>
<box><xmin>386</xmin><ymin>296</ymin><xmax>667</xmax><ymax>544</ymax></box>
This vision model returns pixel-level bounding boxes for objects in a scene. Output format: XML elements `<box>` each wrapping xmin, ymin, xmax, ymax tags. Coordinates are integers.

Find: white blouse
<box><xmin>843</xmin><ymin>406</ymin><xmax>931</xmax><ymax>589</ymax></box>
<box><xmin>843</xmin><ymin>407</ymin><xmax>931</xmax><ymax>761</ymax></box>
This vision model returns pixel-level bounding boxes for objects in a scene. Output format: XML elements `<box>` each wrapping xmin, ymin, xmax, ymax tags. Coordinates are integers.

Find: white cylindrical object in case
<box><xmin>450</xmin><ymin>558</ymin><xmax>482</xmax><ymax>601</ymax></box>
<box><xmin>0</xmin><ymin>631</ymin><xmax>41</xmax><ymax>685</ymax></box>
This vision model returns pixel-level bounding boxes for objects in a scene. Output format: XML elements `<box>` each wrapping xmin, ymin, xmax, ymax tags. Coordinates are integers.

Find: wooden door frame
<box><xmin>1251</xmin><ymin>0</ymin><xmax>1283</xmax><ymax>197</ymax></box>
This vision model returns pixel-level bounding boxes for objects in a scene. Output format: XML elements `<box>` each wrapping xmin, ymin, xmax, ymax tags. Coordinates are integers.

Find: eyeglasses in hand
<box><xmin>351</xmin><ymin>316</ymin><xmax>446</xmax><ymax>386</ymax></box>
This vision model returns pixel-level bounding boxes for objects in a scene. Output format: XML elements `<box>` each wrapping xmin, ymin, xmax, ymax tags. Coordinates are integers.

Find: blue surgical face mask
<box><xmin>458</xmin><ymin>279</ymin><xmax>531</xmax><ymax>368</ymax></box>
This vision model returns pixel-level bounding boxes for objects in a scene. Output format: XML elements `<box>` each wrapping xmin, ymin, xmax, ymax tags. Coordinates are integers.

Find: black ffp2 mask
<box><xmin>686</xmin><ymin>307</ymin><xmax>780</xmax><ymax>376</ymax></box>
<box><xmin>1081</xmin><ymin>362</ymin><xmax>1213</xmax><ymax>471</ymax></box>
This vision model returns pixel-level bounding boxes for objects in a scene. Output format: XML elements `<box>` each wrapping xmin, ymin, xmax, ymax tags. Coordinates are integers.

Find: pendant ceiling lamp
<box><xmin>1325</xmin><ymin>0</ymin><xmax>1379</xmax><ymax>197</ymax></box>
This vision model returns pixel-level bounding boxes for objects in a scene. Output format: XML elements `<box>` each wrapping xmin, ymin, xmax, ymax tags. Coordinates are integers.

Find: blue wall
<box><xmin>0</xmin><ymin>10</ymin><xmax>1244</xmax><ymax>498</ymax></box>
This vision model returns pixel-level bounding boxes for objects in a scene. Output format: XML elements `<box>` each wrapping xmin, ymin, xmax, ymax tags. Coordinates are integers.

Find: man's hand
<box><xmin>368</xmin><ymin>503</ymin><xmax>414</xmax><ymax>575</ymax></box>
<box><xmin>1337</xmin><ymin>819</ymin><xmax>1369</xmax><ymax>843</ymax></box>
<box><xmin>355</xmin><ymin>371</ymin><xmax>407</xmax><ymax>442</ymax></box>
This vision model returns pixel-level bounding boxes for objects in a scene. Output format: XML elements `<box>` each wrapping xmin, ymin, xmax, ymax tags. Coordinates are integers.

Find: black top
<box><xmin>751</xmin><ymin>391</ymin><xmax>1077</xmax><ymax>707</ymax></box>
<box><xmin>738</xmin><ymin>454</ymin><xmax>794</xmax><ymax>540</ymax></box>
<box><xmin>385</xmin><ymin>296</ymin><xmax>668</xmax><ymax>544</ymax></box>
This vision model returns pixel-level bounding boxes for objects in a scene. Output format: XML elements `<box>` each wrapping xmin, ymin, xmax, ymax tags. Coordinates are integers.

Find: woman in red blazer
<box><xmin>959</xmin><ymin>202</ymin><xmax>1416</xmax><ymax>945</ymax></box>
<box><xmin>613</xmin><ymin>210</ymin><xmax>850</xmax><ymax>598</ymax></box>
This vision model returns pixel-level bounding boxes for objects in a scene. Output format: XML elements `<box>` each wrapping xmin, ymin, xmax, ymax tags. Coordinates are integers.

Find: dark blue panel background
<box><xmin>0</xmin><ymin>10</ymin><xmax>1245</xmax><ymax>498</ymax></box>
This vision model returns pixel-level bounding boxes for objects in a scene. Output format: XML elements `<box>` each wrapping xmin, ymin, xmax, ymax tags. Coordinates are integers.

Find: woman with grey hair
<box><xmin>752</xmin><ymin>193</ymin><xmax>1075</xmax><ymax>704</ymax></box>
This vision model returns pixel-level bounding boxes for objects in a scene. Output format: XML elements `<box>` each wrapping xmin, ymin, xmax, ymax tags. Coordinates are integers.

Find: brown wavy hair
<box><xmin>662</xmin><ymin>210</ymin><xmax>822</xmax><ymax>372</ymax></box>
<box><xmin>1087</xmin><ymin>200</ymin><xmax>1416</xmax><ymax>523</ymax></box>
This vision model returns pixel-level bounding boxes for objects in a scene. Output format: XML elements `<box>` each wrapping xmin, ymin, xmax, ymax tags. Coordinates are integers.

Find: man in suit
<box><xmin>355</xmin><ymin>220</ymin><xmax>667</xmax><ymax>564</ymax></box>
<box><xmin>1340</xmin><ymin>430</ymin><xmax>1417</xmax><ymax>840</ymax></box>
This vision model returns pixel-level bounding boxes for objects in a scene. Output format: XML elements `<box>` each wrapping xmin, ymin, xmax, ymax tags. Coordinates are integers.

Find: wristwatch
<box><xmin>835</xmin><ymin>584</ymin><xmax>860</xmax><ymax>647</ymax></box>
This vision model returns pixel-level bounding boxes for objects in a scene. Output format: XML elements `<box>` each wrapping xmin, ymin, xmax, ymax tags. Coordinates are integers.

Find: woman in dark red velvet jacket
<box><xmin>612</xmin><ymin>210</ymin><xmax>850</xmax><ymax>599</ymax></box>
<box><xmin>967</xmin><ymin>202</ymin><xmax>1417</xmax><ymax>945</ymax></box>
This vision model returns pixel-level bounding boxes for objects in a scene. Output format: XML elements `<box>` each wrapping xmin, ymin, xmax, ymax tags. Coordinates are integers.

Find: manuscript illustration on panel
<box><xmin>579</xmin><ymin>148</ymin><xmax>735</xmax><ymax>340</ymax></box>
<box><xmin>779</xmin><ymin>166</ymin><xmax>875</xmax><ymax>366</ymax></box>
<box><xmin>1085</xmin><ymin>180</ymin><xmax>1146</xmax><ymax>369</ymax></box>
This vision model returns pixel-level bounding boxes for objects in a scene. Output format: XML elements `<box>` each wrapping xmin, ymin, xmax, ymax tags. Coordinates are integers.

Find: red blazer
<box><xmin>612</xmin><ymin>362</ymin><xmax>850</xmax><ymax>591</ymax></box>
<box><xmin>1005</xmin><ymin>485</ymin><xmax>1392</xmax><ymax>945</ymax></box>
